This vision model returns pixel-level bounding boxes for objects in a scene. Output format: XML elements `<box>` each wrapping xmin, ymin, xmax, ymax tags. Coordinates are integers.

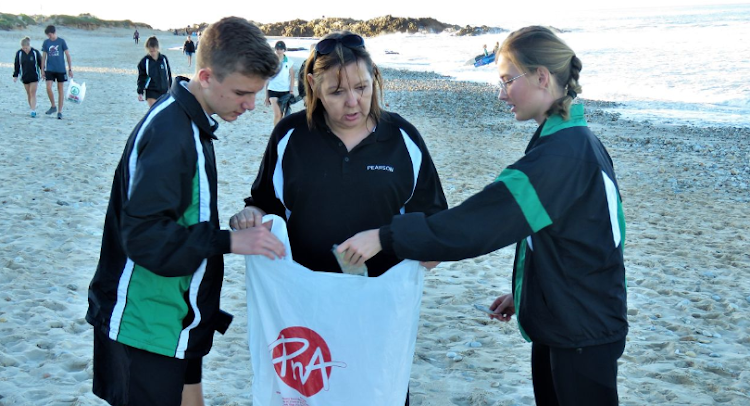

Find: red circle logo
<box><xmin>270</xmin><ymin>326</ymin><xmax>345</xmax><ymax>396</ymax></box>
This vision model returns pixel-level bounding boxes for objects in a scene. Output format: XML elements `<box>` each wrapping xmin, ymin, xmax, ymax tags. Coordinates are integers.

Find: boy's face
<box><xmin>198</xmin><ymin>69</ymin><xmax>267</xmax><ymax>122</ymax></box>
<box><xmin>148</xmin><ymin>46</ymin><xmax>159</xmax><ymax>58</ymax></box>
<box><xmin>46</xmin><ymin>32</ymin><xmax>57</xmax><ymax>41</ymax></box>
<box><xmin>22</xmin><ymin>44</ymin><xmax>30</xmax><ymax>53</ymax></box>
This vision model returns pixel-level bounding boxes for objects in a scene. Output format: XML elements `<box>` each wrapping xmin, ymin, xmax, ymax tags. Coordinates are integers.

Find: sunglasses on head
<box><xmin>314</xmin><ymin>34</ymin><xmax>365</xmax><ymax>55</ymax></box>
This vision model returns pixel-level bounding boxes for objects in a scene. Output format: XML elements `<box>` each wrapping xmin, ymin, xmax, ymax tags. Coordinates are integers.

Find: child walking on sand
<box><xmin>13</xmin><ymin>36</ymin><xmax>43</xmax><ymax>118</ymax></box>
<box><xmin>137</xmin><ymin>36</ymin><xmax>173</xmax><ymax>107</ymax></box>
<box><xmin>41</xmin><ymin>25</ymin><xmax>73</xmax><ymax>119</ymax></box>
<box><xmin>183</xmin><ymin>35</ymin><xmax>196</xmax><ymax>67</ymax></box>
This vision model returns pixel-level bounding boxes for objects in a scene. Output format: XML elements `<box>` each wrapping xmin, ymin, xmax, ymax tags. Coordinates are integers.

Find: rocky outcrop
<box><xmin>0</xmin><ymin>12</ymin><xmax>503</xmax><ymax>37</ymax></box>
<box><xmin>455</xmin><ymin>25</ymin><xmax>507</xmax><ymax>36</ymax></box>
<box><xmin>254</xmin><ymin>15</ymin><xmax>504</xmax><ymax>37</ymax></box>
<box><xmin>174</xmin><ymin>15</ymin><xmax>504</xmax><ymax>38</ymax></box>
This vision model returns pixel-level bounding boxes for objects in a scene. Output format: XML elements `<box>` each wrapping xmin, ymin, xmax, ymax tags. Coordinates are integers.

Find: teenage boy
<box><xmin>86</xmin><ymin>17</ymin><xmax>284</xmax><ymax>406</ymax></box>
<box><xmin>41</xmin><ymin>25</ymin><xmax>72</xmax><ymax>119</ymax></box>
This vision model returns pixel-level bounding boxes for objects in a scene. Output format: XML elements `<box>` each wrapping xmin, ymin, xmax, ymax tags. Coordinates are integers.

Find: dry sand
<box><xmin>1</xmin><ymin>26</ymin><xmax>749</xmax><ymax>406</ymax></box>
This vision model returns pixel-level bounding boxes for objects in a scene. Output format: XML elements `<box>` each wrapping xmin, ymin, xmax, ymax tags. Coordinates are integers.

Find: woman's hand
<box><xmin>229</xmin><ymin>206</ymin><xmax>267</xmax><ymax>230</ymax></box>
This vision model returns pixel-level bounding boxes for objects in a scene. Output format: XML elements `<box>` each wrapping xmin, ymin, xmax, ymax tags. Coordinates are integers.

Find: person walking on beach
<box><xmin>230</xmin><ymin>31</ymin><xmax>448</xmax><ymax>405</ymax></box>
<box><xmin>337</xmin><ymin>25</ymin><xmax>628</xmax><ymax>406</ymax></box>
<box><xmin>264</xmin><ymin>40</ymin><xmax>295</xmax><ymax>126</ymax></box>
<box><xmin>183</xmin><ymin>35</ymin><xmax>196</xmax><ymax>67</ymax></box>
<box><xmin>86</xmin><ymin>17</ymin><xmax>285</xmax><ymax>406</ymax></box>
<box><xmin>41</xmin><ymin>25</ymin><xmax>72</xmax><ymax>120</ymax></box>
<box><xmin>133</xmin><ymin>29</ymin><xmax>140</xmax><ymax>44</ymax></box>
<box><xmin>137</xmin><ymin>36</ymin><xmax>173</xmax><ymax>107</ymax></box>
<box><xmin>13</xmin><ymin>36</ymin><xmax>43</xmax><ymax>118</ymax></box>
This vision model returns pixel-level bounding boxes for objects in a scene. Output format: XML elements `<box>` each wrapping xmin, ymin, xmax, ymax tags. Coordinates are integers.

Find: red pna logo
<box><xmin>270</xmin><ymin>326</ymin><xmax>347</xmax><ymax>396</ymax></box>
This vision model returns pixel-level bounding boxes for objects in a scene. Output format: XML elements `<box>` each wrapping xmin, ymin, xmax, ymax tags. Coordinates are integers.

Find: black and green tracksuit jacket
<box><xmin>379</xmin><ymin>104</ymin><xmax>628</xmax><ymax>348</ymax></box>
<box><xmin>87</xmin><ymin>77</ymin><xmax>232</xmax><ymax>359</ymax></box>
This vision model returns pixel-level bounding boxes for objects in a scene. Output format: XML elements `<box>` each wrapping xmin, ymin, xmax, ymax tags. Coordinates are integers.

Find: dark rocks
<box><xmin>209</xmin><ymin>15</ymin><xmax>503</xmax><ymax>38</ymax></box>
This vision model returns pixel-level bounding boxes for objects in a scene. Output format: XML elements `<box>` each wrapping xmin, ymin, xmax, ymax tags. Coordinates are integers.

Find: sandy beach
<box><xmin>1</xmin><ymin>26</ymin><xmax>749</xmax><ymax>406</ymax></box>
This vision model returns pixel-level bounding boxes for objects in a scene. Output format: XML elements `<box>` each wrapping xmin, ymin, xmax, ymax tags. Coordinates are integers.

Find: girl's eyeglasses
<box><xmin>314</xmin><ymin>34</ymin><xmax>365</xmax><ymax>55</ymax></box>
<box><xmin>498</xmin><ymin>72</ymin><xmax>527</xmax><ymax>95</ymax></box>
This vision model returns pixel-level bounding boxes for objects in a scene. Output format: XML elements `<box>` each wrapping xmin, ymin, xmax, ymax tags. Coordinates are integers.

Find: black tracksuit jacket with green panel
<box><xmin>86</xmin><ymin>77</ymin><xmax>232</xmax><ymax>359</ymax></box>
<box><xmin>379</xmin><ymin>104</ymin><xmax>628</xmax><ymax>348</ymax></box>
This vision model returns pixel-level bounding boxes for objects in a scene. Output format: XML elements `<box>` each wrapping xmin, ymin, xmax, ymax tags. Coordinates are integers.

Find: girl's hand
<box><xmin>336</xmin><ymin>229</ymin><xmax>382</xmax><ymax>267</ymax></box>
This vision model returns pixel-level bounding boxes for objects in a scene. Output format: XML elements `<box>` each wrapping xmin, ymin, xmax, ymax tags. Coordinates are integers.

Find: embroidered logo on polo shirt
<box><xmin>367</xmin><ymin>165</ymin><xmax>394</xmax><ymax>172</ymax></box>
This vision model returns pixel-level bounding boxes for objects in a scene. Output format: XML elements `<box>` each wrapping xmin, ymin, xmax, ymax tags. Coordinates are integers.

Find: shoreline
<box><xmin>1</xmin><ymin>27</ymin><xmax>749</xmax><ymax>405</ymax></box>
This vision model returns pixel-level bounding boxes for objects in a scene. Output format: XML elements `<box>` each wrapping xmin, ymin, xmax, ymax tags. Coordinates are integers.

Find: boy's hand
<box><xmin>230</xmin><ymin>220</ymin><xmax>285</xmax><ymax>259</ymax></box>
<box><xmin>489</xmin><ymin>294</ymin><xmax>515</xmax><ymax>322</ymax></box>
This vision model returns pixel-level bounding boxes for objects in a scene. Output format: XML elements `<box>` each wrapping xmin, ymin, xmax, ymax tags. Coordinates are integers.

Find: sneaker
<box><xmin>30</xmin><ymin>111</ymin><xmax>37</xmax><ymax>118</ymax></box>
<box><xmin>57</xmin><ymin>112</ymin><xmax>63</xmax><ymax>120</ymax></box>
<box><xmin>45</xmin><ymin>106</ymin><xmax>57</xmax><ymax>115</ymax></box>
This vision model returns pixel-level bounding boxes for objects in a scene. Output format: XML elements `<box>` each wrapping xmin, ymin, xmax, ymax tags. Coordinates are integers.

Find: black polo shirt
<box><xmin>245</xmin><ymin>109</ymin><xmax>448</xmax><ymax>277</ymax></box>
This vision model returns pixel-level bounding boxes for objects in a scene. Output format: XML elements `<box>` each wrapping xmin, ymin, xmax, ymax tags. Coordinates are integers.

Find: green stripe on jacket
<box><xmin>117</xmin><ymin>169</ymin><xmax>200</xmax><ymax>356</ymax></box>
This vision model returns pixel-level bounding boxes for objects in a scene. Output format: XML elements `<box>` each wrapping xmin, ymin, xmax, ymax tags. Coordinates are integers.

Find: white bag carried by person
<box><xmin>66</xmin><ymin>79</ymin><xmax>86</xmax><ymax>104</ymax></box>
<box><xmin>245</xmin><ymin>215</ymin><xmax>424</xmax><ymax>406</ymax></box>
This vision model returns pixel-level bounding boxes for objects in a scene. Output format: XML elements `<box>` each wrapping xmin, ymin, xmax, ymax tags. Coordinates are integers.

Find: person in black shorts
<box><xmin>87</xmin><ymin>17</ymin><xmax>285</xmax><ymax>406</ymax></box>
<box><xmin>137</xmin><ymin>36</ymin><xmax>173</xmax><ymax>107</ymax></box>
<box><xmin>338</xmin><ymin>26</ymin><xmax>628</xmax><ymax>406</ymax></box>
<box><xmin>41</xmin><ymin>25</ymin><xmax>72</xmax><ymax>119</ymax></box>
<box><xmin>264</xmin><ymin>40</ymin><xmax>296</xmax><ymax>126</ymax></box>
<box><xmin>13</xmin><ymin>36</ymin><xmax>43</xmax><ymax>118</ymax></box>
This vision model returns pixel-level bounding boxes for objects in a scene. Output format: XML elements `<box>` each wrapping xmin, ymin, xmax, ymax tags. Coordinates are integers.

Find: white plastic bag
<box><xmin>66</xmin><ymin>79</ymin><xmax>86</xmax><ymax>104</ymax></box>
<box><xmin>245</xmin><ymin>215</ymin><xmax>424</xmax><ymax>406</ymax></box>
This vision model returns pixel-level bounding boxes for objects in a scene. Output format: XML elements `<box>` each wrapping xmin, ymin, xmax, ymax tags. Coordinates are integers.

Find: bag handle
<box><xmin>262</xmin><ymin>214</ymin><xmax>294</xmax><ymax>259</ymax></box>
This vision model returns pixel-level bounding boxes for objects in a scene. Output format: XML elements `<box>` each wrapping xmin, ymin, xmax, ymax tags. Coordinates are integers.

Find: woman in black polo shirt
<box><xmin>231</xmin><ymin>31</ymin><xmax>447</xmax><ymax>278</ymax></box>
<box><xmin>230</xmin><ymin>31</ymin><xmax>447</xmax><ymax>405</ymax></box>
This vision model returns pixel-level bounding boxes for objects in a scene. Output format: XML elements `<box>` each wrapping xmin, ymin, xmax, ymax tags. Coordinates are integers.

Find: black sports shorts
<box><xmin>145</xmin><ymin>89</ymin><xmax>167</xmax><ymax>100</ymax></box>
<box><xmin>267</xmin><ymin>90</ymin><xmax>290</xmax><ymax>99</ymax></box>
<box><xmin>45</xmin><ymin>71</ymin><xmax>67</xmax><ymax>82</ymax></box>
<box><xmin>92</xmin><ymin>328</ymin><xmax>202</xmax><ymax>406</ymax></box>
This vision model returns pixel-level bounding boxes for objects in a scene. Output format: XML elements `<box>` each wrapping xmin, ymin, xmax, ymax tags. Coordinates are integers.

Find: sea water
<box><xmin>281</xmin><ymin>3</ymin><xmax>750</xmax><ymax>128</ymax></box>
